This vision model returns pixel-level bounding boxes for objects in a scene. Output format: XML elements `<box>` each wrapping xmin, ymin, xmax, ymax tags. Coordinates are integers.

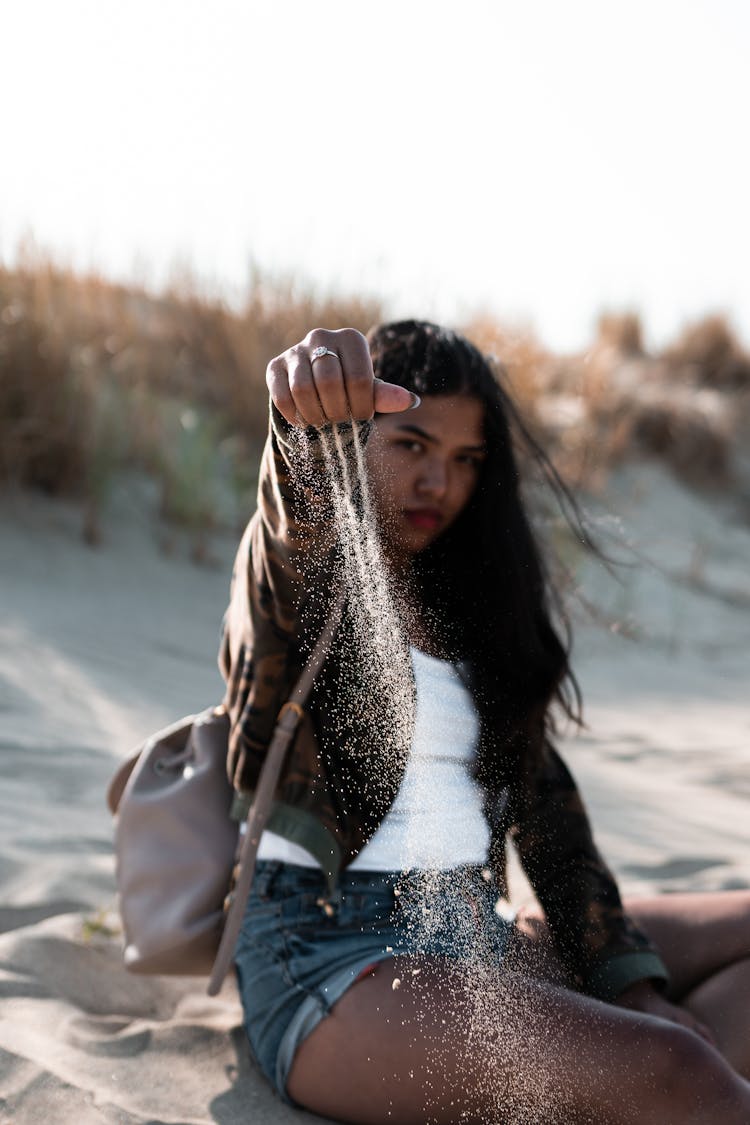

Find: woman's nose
<box><xmin>417</xmin><ymin>458</ymin><xmax>448</xmax><ymax>498</ymax></box>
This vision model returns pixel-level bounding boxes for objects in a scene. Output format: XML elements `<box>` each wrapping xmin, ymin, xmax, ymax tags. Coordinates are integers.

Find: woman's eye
<box><xmin>396</xmin><ymin>440</ymin><xmax>423</xmax><ymax>454</ymax></box>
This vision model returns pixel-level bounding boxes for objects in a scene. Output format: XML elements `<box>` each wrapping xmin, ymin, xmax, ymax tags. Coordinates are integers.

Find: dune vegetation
<box><xmin>2</xmin><ymin>246</ymin><xmax>749</xmax><ymax>555</ymax></box>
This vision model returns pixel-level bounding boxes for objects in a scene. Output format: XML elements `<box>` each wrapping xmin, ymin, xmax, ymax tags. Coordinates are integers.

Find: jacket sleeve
<box><xmin>509</xmin><ymin>742</ymin><xmax>670</xmax><ymax>1001</ymax></box>
<box><xmin>219</xmin><ymin>404</ymin><xmax>367</xmax><ymax>790</ymax></box>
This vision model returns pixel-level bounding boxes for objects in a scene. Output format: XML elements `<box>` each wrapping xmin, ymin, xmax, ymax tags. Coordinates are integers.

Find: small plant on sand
<box><xmin>155</xmin><ymin>402</ymin><xmax>225</xmax><ymax>562</ymax></box>
<box><xmin>81</xmin><ymin>377</ymin><xmax>134</xmax><ymax>544</ymax></box>
<box><xmin>81</xmin><ymin>906</ymin><xmax>120</xmax><ymax>942</ymax></box>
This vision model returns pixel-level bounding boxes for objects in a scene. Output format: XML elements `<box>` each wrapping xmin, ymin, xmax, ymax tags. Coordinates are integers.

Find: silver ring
<box><xmin>310</xmin><ymin>345</ymin><xmax>339</xmax><ymax>365</ymax></box>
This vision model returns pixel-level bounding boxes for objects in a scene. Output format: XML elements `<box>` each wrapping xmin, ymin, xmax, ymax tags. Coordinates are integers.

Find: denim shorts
<box><xmin>233</xmin><ymin>860</ymin><xmax>513</xmax><ymax>1104</ymax></box>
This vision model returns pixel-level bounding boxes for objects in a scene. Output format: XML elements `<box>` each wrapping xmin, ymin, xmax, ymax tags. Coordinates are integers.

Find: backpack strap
<box><xmin>207</xmin><ymin>595</ymin><xmax>343</xmax><ymax>996</ymax></box>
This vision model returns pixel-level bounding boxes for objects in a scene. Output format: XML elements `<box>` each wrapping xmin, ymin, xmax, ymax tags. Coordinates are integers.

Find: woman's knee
<box><xmin>646</xmin><ymin>1022</ymin><xmax>748</xmax><ymax>1121</ymax></box>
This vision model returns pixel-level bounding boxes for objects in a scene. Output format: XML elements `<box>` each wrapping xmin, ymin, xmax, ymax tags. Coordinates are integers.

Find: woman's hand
<box><xmin>266</xmin><ymin>327</ymin><xmax>419</xmax><ymax>428</ymax></box>
<box><xmin>615</xmin><ymin>980</ymin><xmax>717</xmax><ymax>1046</ymax></box>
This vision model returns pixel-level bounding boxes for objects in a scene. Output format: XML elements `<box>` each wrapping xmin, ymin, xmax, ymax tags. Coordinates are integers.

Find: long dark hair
<box><xmin>368</xmin><ymin>319</ymin><xmax>584</xmax><ymax>801</ymax></box>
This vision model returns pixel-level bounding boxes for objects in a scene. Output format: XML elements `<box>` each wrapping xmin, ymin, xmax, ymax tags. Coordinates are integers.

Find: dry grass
<box><xmin>463</xmin><ymin>315</ymin><xmax>552</xmax><ymax>419</ymax></box>
<box><xmin>533</xmin><ymin>371</ymin><xmax>739</xmax><ymax>495</ymax></box>
<box><xmin>0</xmin><ymin>247</ymin><xmax>382</xmax><ymax>545</ymax></box>
<box><xmin>595</xmin><ymin>311</ymin><xmax>645</xmax><ymax>358</ymax></box>
<box><xmin>588</xmin><ymin>314</ymin><xmax>749</xmax><ymax>490</ymax></box>
<box><xmin>478</xmin><ymin>310</ymin><xmax>749</xmax><ymax>495</ymax></box>
<box><xmin>2</xmin><ymin>249</ymin><xmax>749</xmax><ymax>547</ymax></box>
<box><xmin>597</xmin><ymin>390</ymin><xmax>734</xmax><ymax>487</ymax></box>
<box><xmin>663</xmin><ymin>314</ymin><xmax>750</xmax><ymax>389</ymax></box>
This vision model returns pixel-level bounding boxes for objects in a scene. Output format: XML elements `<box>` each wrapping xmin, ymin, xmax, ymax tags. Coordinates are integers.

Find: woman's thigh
<box><xmin>624</xmin><ymin>889</ymin><xmax>750</xmax><ymax>998</ymax></box>
<box><xmin>286</xmin><ymin>954</ymin><xmax>750</xmax><ymax>1125</ymax></box>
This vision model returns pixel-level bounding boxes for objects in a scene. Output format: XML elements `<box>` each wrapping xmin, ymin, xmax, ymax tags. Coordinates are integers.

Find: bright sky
<box><xmin>2</xmin><ymin>0</ymin><xmax>748</xmax><ymax>352</ymax></box>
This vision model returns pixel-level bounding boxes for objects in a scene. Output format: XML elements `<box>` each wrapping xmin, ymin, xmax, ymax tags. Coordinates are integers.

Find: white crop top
<box><xmin>257</xmin><ymin>647</ymin><xmax>491</xmax><ymax>871</ymax></box>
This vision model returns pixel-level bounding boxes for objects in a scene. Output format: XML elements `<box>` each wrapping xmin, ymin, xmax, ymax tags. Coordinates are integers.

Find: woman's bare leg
<box><xmin>515</xmin><ymin>890</ymin><xmax>750</xmax><ymax>1078</ymax></box>
<box><xmin>624</xmin><ymin>890</ymin><xmax>750</xmax><ymax>995</ymax></box>
<box><xmin>626</xmin><ymin>890</ymin><xmax>750</xmax><ymax>1076</ymax></box>
<box><xmin>684</xmin><ymin>958</ymin><xmax>750</xmax><ymax>1076</ymax></box>
<box><xmin>287</xmin><ymin>954</ymin><xmax>750</xmax><ymax>1125</ymax></box>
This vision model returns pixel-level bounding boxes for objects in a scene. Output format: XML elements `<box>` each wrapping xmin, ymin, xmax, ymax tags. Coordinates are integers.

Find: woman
<box><xmin>220</xmin><ymin>322</ymin><xmax>750</xmax><ymax>1123</ymax></box>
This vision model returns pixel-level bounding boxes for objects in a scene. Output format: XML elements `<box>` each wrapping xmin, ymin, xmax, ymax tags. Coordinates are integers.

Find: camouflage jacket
<box><xmin>219</xmin><ymin>408</ymin><xmax>668</xmax><ymax>1002</ymax></box>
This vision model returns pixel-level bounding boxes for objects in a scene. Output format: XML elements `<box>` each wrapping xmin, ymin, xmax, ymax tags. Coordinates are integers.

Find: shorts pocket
<box><xmin>239</xmin><ymin>895</ymin><xmax>283</xmax><ymax>943</ymax></box>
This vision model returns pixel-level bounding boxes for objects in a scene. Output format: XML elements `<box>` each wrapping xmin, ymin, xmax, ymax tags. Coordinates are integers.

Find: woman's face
<box><xmin>365</xmin><ymin>393</ymin><xmax>486</xmax><ymax>561</ymax></box>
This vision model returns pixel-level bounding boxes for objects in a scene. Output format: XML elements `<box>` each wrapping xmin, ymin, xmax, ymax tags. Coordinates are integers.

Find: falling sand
<box><xmin>293</xmin><ymin>420</ymin><xmax>578</xmax><ymax>1123</ymax></box>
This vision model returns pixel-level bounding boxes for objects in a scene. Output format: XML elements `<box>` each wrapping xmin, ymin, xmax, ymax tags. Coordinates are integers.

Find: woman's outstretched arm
<box><xmin>219</xmin><ymin>327</ymin><xmax>415</xmax><ymax>790</ymax></box>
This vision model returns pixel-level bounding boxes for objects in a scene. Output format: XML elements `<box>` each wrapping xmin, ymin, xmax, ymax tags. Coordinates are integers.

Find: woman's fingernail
<box><xmin>409</xmin><ymin>393</ymin><xmax>421</xmax><ymax>410</ymax></box>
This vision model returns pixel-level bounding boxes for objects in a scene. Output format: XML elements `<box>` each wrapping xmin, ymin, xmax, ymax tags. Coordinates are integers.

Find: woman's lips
<box><xmin>403</xmin><ymin>508</ymin><xmax>443</xmax><ymax>531</ymax></box>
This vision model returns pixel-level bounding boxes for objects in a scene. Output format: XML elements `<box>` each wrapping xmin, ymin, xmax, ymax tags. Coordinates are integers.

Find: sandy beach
<box><xmin>1</xmin><ymin>464</ymin><xmax>748</xmax><ymax>1124</ymax></box>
